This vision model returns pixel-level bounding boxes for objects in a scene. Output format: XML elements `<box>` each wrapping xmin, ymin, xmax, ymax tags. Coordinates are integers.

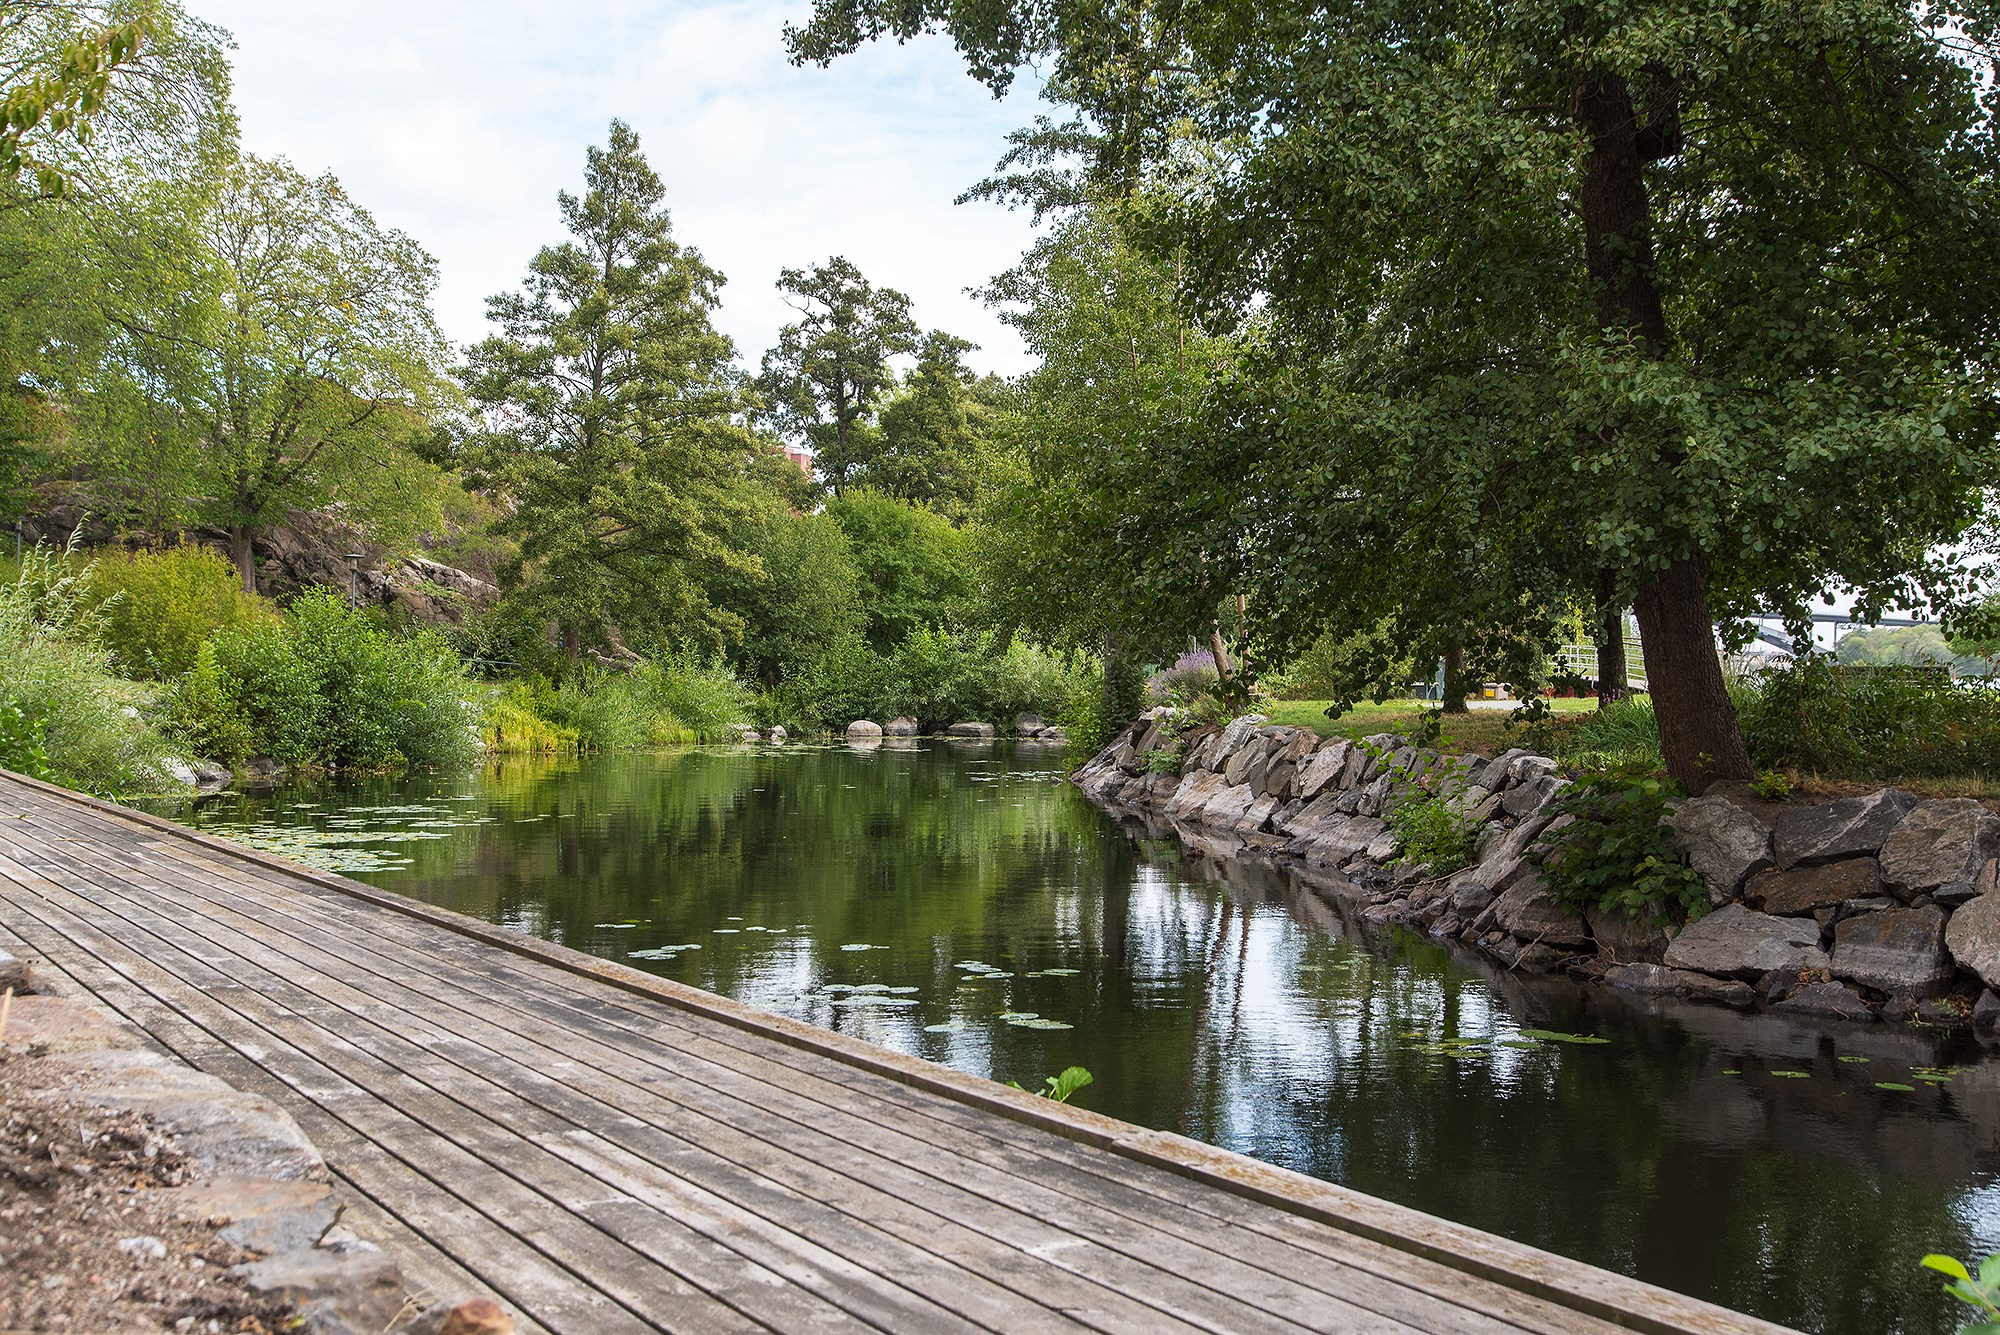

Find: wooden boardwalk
<box><xmin>0</xmin><ymin>772</ymin><xmax>1792</xmax><ymax>1335</ymax></box>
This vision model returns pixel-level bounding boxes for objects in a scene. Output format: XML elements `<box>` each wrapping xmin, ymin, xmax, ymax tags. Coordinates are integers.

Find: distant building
<box><xmin>781</xmin><ymin>445</ymin><xmax>813</xmax><ymax>475</ymax></box>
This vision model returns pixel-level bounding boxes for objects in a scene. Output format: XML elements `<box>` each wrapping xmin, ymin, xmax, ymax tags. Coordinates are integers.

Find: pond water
<box><xmin>167</xmin><ymin>742</ymin><xmax>2000</xmax><ymax>1335</ymax></box>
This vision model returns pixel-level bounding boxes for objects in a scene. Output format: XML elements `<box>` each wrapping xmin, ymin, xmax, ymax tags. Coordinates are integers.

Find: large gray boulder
<box><xmin>946</xmin><ymin>721</ymin><xmax>997</xmax><ymax>740</ymax></box>
<box><xmin>1294</xmin><ymin>741</ymin><xmax>1355</xmax><ymax>800</ymax></box>
<box><xmin>1489</xmin><ymin>875</ymin><xmax>1591</xmax><ymax>948</ymax></box>
<box><xmin>1877</xmin><ymin>799</ymin><xmax>2000</xmax><ymax>900</ymax></box>
<box><xmin>884</xmin><ymin>716</ymin><xmax>918</xmax><ymax>737</ymax></box>
<box><xmin>1663</xmin><ymin>904</ymin><xmax>1828</xmax><ymax>980</ymax></box>
<box><xmin>1743</xmin><ymin>858</ymin><xmax>1881</xmax><ymax>916</ymax></box>
<box><xmin>1289</xmin><ymin>815</ymin><xmax>1387</xmax><ymax>866</ymax></box>
<box><xmin>1770</xmin><ymin>981</ymin><xmax>1877</xmax><ymax>1022</ymax></box>
<box><xmin>1772</xmin><ymin>789</ymin><xmax>1917</xmax><ymax>866</ymax></box>
<box><xmin>1166</xmin><ymin>770</ymin><xmax>1227</xmax><ymax>821</ymax></box>
<box><xmin>1947</xmin><ymin>890</ymin><xmax>2000</xmax><ymax>989</ymax></box>
<box><xmin>1667</xmin><ymin>797</ymin><xmax>1775</xmax><ymax>903</ymax></box>
<box><xmin>1832</xmin><ymin>904</ymin><xmax>1953</xmax><ymax>998</ymax></box>
<box><xmin>1014</xmin><ymin>712</ymin><xmax>1047</xmax><ymax>735</ymax></box>
<box><xmin>1604</xmin><ymin>963</ymin><xmax>1755</xmax><ymax>1007</ymax></box>
<box><xmin>845</xmin><ymin>719</ymin><xmax>883</xmax><ymax>741</ymax></box>
<box><xmin>1208</xmin><ymin>715</ymin><xmax>1268</xmax><ymax>771</ymax></box>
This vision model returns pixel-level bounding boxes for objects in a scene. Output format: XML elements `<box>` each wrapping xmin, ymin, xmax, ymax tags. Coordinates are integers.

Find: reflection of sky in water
<box><xmin>169</xmin><ymin>745</ymin><xmax>2000</xmax><ymax>1335</ymax></box>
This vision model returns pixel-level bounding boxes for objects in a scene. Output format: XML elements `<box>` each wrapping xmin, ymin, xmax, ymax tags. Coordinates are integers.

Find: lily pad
<box><xmin>1837</xmin><ymin>1055</ymin><xmax>1870</xmax><ymax>1064</ymax></box>
<box><xmin>1517</xmin><ymin>1029</ymin><xmax>1611</xmax><ymax>1045</ymax></box>
<box><xmin>1007</xmin><ymin>1017</ymin><xmax>1074</xmax><ymax>1030</ymax></box>
<box><xmin>1875</xmin><ymin>1082</ymin><xmax>1917</xmax><ymax>1092</ymax></box>
<box><xmin>828</xmin><ymin>995</ymin><xmax>917</xmax><ymax>1008</ymax></box>
<box><xmin>923</xmin><ymin>1022</ymin><xmax>966</xmax><ymax>1034</ymax></box>
<box><xmin>840</xmin><ymin>944</ymin><xmax>886</xmax><ymax>952</ymax></box>
<box><xmin>996</xmin><ymin>1011</ymin><xmax>1039</xmax><ymax>1021</ymax></box>
<box><xmin>627</xmin><ymin>945</ymin><xmax>699</xmax><ymax>960</ymax></box>
<box><xmin>1770</xmin><ymin>1070</ymin><xmax>1811</xmax><ymax>1079</ymax></box>
<box><xmin>1495</xmin><ymin>1039</ymin><xmax>1544</xmax><ymax>1050</ymax></box>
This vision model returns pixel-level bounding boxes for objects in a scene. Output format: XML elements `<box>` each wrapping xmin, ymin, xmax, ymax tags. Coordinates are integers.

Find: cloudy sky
<box><xmin>188</xmin><ymin>0</ymin><xmax>1048</xmax><ymax>376</ymax></box>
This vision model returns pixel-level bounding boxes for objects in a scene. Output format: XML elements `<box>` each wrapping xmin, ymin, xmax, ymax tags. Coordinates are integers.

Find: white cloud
<box><xmin>189</xmin><ymin>0</ymin><xmax>1046</xmax><ymax>374</ymax></box>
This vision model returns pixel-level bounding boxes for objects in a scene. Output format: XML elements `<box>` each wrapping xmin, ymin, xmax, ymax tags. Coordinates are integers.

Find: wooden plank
<box><xmin>53</xmin><ymin>830</ymin><xmax>1584</xmax><ymax>1335</ymax></box>
<box><xmin>13</xmin><ymin>826</ymin><xmax>1408</xmax><ymax>1335</ymax></box>
<box><xmin>42</xmin><ymin>817</ymin><xmax>1631</xmax><ymax>1335</ymax></box>
<box><xmin>0</xmin><ymin>774</ymin><xmax>1801</xmax><ymax>1335</ymax></box>
<box><xmin>0</xmin><ymin>860</ymin><xmax>720</xmax><ymax>1335</ymax></box>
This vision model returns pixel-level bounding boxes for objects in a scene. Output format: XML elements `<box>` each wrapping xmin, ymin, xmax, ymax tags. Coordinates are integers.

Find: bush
<box><xmin>761</xmin><ymin>632</ymin><xmax>894</xmax><ymax>734</ymax></box>
<box><xmin>1387</xmin><ymin>783</ymin><xmax>1481</xmax><ymax>876</ymax></box>
<box><xmin>1742</xmin><ymin>657</ymin><xmax>2000</xmax><ymax>781</ymax></box>
<box><xmin>172</xmin><ymin>589</ymin><xmax>478</xmax><ymax>770</ymax></box>
<box><xmin>485</xmin><ymin>656</ymin><xmax>753</xmax><ymax>753</ymax></box>
<box><xmin>0</xmin><ymin>545</ymin><xmax>183</xmax><ymax>797</ymax></box>
<box><xmin>1532</xmin><ymin>775</ymin><xmax>1709</xmax><ymax>922</ymax></box>
<box><xmin>1523</xmin><ymin>695</ymin><xmax>1666</xmax><ymax>772</ymax></box>
<box><xmin>86</xmin><ymin>545</ymin><xmax>272</xmax><ymax>679</ymax></box>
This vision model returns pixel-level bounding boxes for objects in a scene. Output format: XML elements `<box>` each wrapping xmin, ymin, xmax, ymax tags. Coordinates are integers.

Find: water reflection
<box><xmin>173</xmin><ymin>745</ymin><xmax>2000</xmax><ymax>1335</ymax></box>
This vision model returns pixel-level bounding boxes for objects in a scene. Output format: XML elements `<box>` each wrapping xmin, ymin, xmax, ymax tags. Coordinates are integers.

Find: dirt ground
<box><xmin>0</xmin><ymin>1055</ymin><xmax>297</xmax><ymax>1334</ymax></box>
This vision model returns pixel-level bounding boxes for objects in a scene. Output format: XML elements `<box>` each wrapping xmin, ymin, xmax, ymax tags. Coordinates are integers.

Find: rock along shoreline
<box><xmin>1073</xmin><ymin>710</ymin><xmax>2000</xmax><ymax>1039</ymax></box>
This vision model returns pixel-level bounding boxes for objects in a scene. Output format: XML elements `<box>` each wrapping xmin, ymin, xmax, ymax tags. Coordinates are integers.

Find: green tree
<box><xmin>462</xmin><ymin>121</ymin><xmax>762</xmax><ymax>659</ymax></box>
<box><xmin>90</xmin><ymin>153</ymin><xmax>453</xmax><ymax>589</ymax></box>
<box><xmin>824</xmin><ymin>489</ymin><xmax>970</xmax><ymax>650</ymax></box>
<box><xmin>709</xmin><ymin>506</ymin><xmax>864</xmax><ymax>684</ymax></box>
<box><xmin>792</xmin><ymin>0</ymin><xmax>2000</xmax><ymax>792</ymax></box>
<box><xmin>869</xmin><ymin>331</ymin><xmax>997</xmax><ymax>522</ymax></box>
<box><xmin>0</xmin><ymin>0</ymin><xmax>155</xmax><ymax>196</ymax></box>
<box><xmin>756</xmin><ymin>256</ymin><xmax>918</xmax><ymax>491</ymax></box>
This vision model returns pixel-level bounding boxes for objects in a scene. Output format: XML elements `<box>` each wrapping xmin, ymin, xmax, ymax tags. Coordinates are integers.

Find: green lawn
<box><xmin>1264</xmin><ymin>697</ymin><xmax>1599</xmax><ymax>756</ymax></box>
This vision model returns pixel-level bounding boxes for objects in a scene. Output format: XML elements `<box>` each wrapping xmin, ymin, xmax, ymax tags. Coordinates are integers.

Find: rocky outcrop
<box><xmin>846</xmin><ymin>720</ymin><xmax>883</xmax><ymax>742</ymax></box>
<box><xmin>946</xmin><ymin>722</ymin><xmax>998</xmax><ymax>740</ymax></box>
<box><xmin>1075</xmin><ymin>708</ymin><xmax>2000</xmax><ymax>1034</ymax></box>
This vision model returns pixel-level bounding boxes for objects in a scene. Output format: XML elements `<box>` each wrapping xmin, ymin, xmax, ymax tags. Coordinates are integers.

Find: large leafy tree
<box><xmin>756</xmin><ymin>256</ymin><xmax>918</xmax><ymax>490</ymax></box>
<box><xmin>123</xmin><ymin>154</ymin><xmax>453</xmax><ymax>590</ymax></box>
<box><xmin>868</xmin><ymin>330</ymin><xmax>1000</xmax><ymax>522</ymax></box>
<box><xmin>463</xmin><ymin>121</ymin><xmax>763</xmax><ymax>658</ymax></box>
<box><xmin>793</xmin><ymin>0</ymin><xmax>2000</xmax><ymax>791</ymax></box>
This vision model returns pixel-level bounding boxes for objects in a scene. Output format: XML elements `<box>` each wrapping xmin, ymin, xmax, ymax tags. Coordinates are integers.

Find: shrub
<box><xmin>178</xmin><ymin>589</ymin><xmax>478</xmax><ymax>770</ymax></box>
<box><xmin>1742</xmin><ymin>657</ymin><xmax>2000</xmax><ymax>781</ymax></box>
<box><xmin>762</xmin><ymin>632</ymin><xmax>893</xmax><ymax>734</ymax></box>
<box><xmin>0</xmin><ymin>545</ymin><xmax>183</xmax><ymax>797</ymax></box>
<box><xmin>485</xmin><ymin>656</ymin><xmax>753</xmax><ymax>753</ymax></box>
<box><xmin>633</xmin><ymin>653</ymin><xmax>756</xmax><ymax>742</ymax></box>
<box><xmin>480</xmin><ymin>686</ymin><xmax>581</xmax><ymax>754</ymax></box>
<box><xmin>1532</xmin><ymin>776</ymin><xmax>1709</xmax><ymax>922</ymax></box>
<box><xmin>86</xmin><ymin>545</ymin><xmax>272</xmax><ymax>679</ymax></box>
<box><xmin>1519</xmin><ymin>695</ymin><xmax>1665</xmax><ymax>773</ymax></box>
<box><xmin>1387</xmin><ymin>783</ymin><xmax>1481</xmax><ymax>876</ymax></box>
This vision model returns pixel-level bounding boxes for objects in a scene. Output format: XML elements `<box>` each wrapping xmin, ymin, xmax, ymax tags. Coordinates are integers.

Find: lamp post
<box><xmin>346</xmin><ymin>553</ymin><xmax>364</xmax><ymax>609</ymax></box>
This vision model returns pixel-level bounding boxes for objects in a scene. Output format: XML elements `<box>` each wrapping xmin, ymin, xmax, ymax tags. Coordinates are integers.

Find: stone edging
<box><xmin>0</xmin><ymin>952</ymin><xmax>512</xmax><ymax>1334</ymax></box>
<box><xmin>1074</xmin><ymin>711</ymin><xmax>2000</xmax><ymax>1036</ymax></box>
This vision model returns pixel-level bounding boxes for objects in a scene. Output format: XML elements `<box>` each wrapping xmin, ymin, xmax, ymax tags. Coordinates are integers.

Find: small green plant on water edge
<box><xmin>1009</xmin><ymin>1066</ymin><xmax>1093</xmax><ymax>1104</ymax></box>
<box><xmin>1922</xmin><ymin>1252</ymin><xmax>2000</xmax><ymax>1332</ymax></box>
<box><xmin>1532</xmin><ymin>775</ymin><xmax>1709</xmax><ymax>923</ymax></box>
<box><xmin>1387</xmin><ymin>783</ymin><xmax>1480</xmax><ymax>877</ymax></box>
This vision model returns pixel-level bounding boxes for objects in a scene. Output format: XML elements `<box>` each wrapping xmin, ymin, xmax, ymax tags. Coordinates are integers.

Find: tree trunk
<box><xmin>1575</xmin><ymin>72</ymin><xmax>1749</xmax><ymax>789</ymax></box>
<box><xmin>1632</xmin><ymin>556</ymin><xmax>1751</xmax><ymax>792</ymax></box>
<box><xmin>1441</xmin><ymin>641</ymin><xmax>1467</xmax><ymax>713</ymax></box>
<box><xmin>228</xmin><ymin>524</ymin><xmax>256</xmax><ymax>594</ymax></box>
<box><xmin>562</xmin><ymin>624</ymin><xmax>581</xmax><ymax>661</ymax></box>
<box><xmin>1595</xmin><ymin>569</ymin><xmax>1627</xmax><ymax>707</ymax></box>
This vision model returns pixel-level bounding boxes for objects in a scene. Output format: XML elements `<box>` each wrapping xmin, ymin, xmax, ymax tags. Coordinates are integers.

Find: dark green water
<box><xmin>171</xmin><ymin>743</ymin><xmax>2000</xmax><ymax>1335</ymax></box>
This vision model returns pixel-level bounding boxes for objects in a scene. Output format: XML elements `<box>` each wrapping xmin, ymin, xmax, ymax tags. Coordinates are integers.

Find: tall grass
<box><xmin>0</xmin><ymin>544</ymin><xmax>186</xmax><ymax>797</ymax></box>
<box><xmin>483</xmin><ymin>656</ymin><xmax>754</xmax><ymax>754</ymax></box>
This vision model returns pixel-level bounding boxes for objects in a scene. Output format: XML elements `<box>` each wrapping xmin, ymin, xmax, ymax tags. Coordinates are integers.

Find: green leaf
<box><xmin>1922</xmin><ymin>1255</ymin><xmax>1972</xmax><ymax>1284</ymax></box>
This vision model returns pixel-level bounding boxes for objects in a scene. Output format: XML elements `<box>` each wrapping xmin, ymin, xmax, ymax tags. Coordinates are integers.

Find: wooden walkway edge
<box><xmin>0</xmin><ymin>770</ymin><xmax>1797</xmax><ymax>1335</ymax></box>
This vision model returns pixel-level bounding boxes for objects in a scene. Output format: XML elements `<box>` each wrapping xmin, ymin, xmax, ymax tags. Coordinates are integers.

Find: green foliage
<box><xmin>1742</xmin><ymin>658</ymin><xmax>2000</xmax><ymax>781</ymax></box>
<box><xmin>487</xmin><ymin>656</ymin><xmax>753</xmax><ymax>753</ymax></box>
<box><xmin>175</xmin><ymin>589</ymin><xmax>476</xmax><ymax>770</ymax></box>
<box><xmin>709</xmin><ymin>507</ymin><xmax>864</xmax><ymax>683</ymax></box>
<box><xmin>761</xmin><ymin>626</ymin><xmax>1090</xmax><ymax>736</ymax></box>
<box><xmin>823</xmin><ymin>490</ymin><xmax>971</xmax><ymax>651</ymax></box>
<box><xmin>85</xmin><ymin>545</ymin><xmax>271</xmax><ymax>679</ymax></box>
<box><xmin>866</xmin><ymin>332</ymin><xmax>1001</xmax><ymax>521</ymax></box>
<box><xmin>462</xmin><ymin>120</ymin><xmax>761</xmax><ymax>657</ymax></box>
<box><xmin>0</xmin><ymin>544</ymin><xmax>180</xmax><ymax>796</ymax></box>
<box><xmin>761</xmin><ymin>631</ymin><xmax>894</xmax><ymax>735</ymax></box>
<box><xmin>0</xmin><ymin>6</ymin><xmax>153</xmax><ymax>195</ymax></box>
<box><xmin>1387</xmin><ymin>785</ymin><xmax>1480</xmax><ymax>878</ymax></box>
<box><xmin>1525</xmin><ymin>697</ymin><xmax>1667</xmax><ymax>774</ymax></box>
<box><xmin>756</xmin><ymin>256</ymin><xmax>918</xmax><ymax>490</ymax></box>
<box><xmin>1921</xmin><ymin>1252</ymin><xmax>2000</xmax><ymax>1333</ymax></box>
<box><xmin>1009</xmin><ymin>1066</ymin><xmax>1093</xmax><ymax>1104</ymax></box>
<box><xmin>1533</xmin><ymin>777</ymin><xmax>1708</xmax><ymax>923</ymax></box>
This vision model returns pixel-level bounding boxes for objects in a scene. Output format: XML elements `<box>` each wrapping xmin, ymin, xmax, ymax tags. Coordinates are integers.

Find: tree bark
<box><xmin>1441</xmin><ymin>641</ymin><xmax>1467</xmax><ymax>713</ymax></box>
<box><xmin>562</xmin><ymin>624</ymin><xmax>581</xmax><ymax>661</ymax></box>
<box><xmin>1595</xmin><ymin>568</ymin><xmax>1627</xmax><ymax>707</ymax></box>
<box><xmin>1575</xmin><ymin>71</ymin><xmax>1751</xmax><ymax>788</ymax></box>
<box><xmin>1632</xmin><ymin>556</ymin><xmax>1752</xmax><ymax>792</ymax></box>
<box><xmin>228</xmin><ymin>524</ymin><xmax>256</xmax><ymax>594</ymax></box>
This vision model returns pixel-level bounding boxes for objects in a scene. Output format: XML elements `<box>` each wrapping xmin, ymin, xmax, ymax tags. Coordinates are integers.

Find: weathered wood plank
<box><xmin>41</xmin><ymin>822</ymin><xmax>1625</xmax><ymax>1335</ymax></box>
<box><xmin>12</xmin><ymin>823</ymin><xmax>1407</xmax><ymax>1335</ymax></box>
<box><xmin>0</xmin><ymin>774</ymin><xmax>1801</xmax><ymax>1335</ymax></box>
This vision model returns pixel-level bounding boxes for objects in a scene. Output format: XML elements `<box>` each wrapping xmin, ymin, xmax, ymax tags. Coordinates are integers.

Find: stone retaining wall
<box><xmin>1073</xmin><ymin>711</ymin><xmax>2000</xmax><ymax>1036</ymax></box>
